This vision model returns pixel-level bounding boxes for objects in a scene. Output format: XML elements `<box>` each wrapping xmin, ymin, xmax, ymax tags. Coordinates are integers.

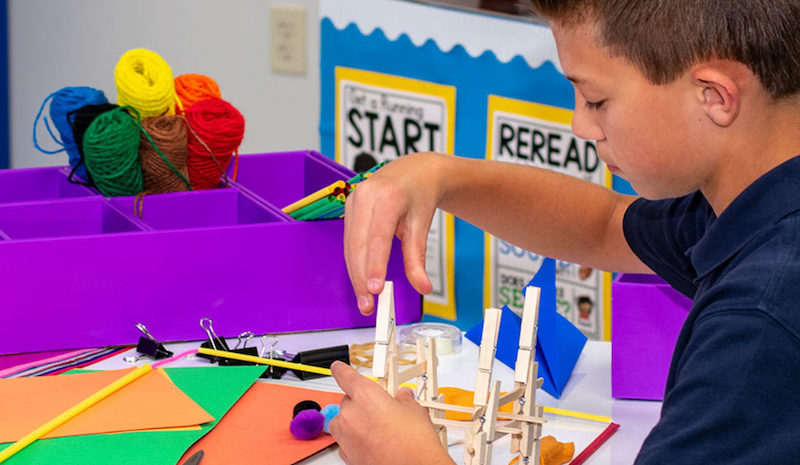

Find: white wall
<box><xmin>9</xmin><ymin>0</ymin><xmax>320</xmax><ymax>169</ymax></box>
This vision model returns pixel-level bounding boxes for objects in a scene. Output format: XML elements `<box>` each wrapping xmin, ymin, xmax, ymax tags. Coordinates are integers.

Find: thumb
<box><xmin>395</xmin><ymin>387</ymin><xmax>416</xmax><ymax>403</ymax></box>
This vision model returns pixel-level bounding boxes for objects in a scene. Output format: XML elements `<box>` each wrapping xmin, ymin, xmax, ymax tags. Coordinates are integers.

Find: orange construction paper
<box><xmin>0</xmin><ymin>368</ymin><xmax>214</xmax><ymax>442</ymax></box>
<box><xmin>179</xmin><ymin>382</ymin><xmax>344</xmax><ymax>465</ymax></box>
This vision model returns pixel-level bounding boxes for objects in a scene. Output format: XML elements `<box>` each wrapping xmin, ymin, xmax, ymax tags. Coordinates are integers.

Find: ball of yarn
<box><xmin>290</xmin><ymin>409</ymin><xmax>325</xmax><ymax>440</ymax></box>
<box><xmin>183</xmin><ymin>98</ymin><xmax>245</xmax><ymax>190</ymax></box>
<box><xmin>115</xmin><ymin>48</ymin><xmax>176</xmax><ymax>118</ymax></box>
<box><xmin>320</xmin><ymin>404</ymin><xmax>340</xmax><ymax>434</ymax></box>
<box><xmin>140</xmin><ymin>115</ymin><xmax>190</xmax><ymax>194</ymax></box>
<box><xmin>33</xmin><ymin>86</ymin><xmax>108</xmax><ymax>180</ymax></box>
<box><xmin>174</xmin><ymin>74</ymin><xmax>221</xmax><ymax>113</ymax></box>
<box><xmin>82</xmin><ymin>107</ymin><xmax>143</xmax><ymax>197</ymax></box>
<box><xmin>68</xmin><ymin>103</ymin><xmax>120</xmax><ymax>183</ymax></box>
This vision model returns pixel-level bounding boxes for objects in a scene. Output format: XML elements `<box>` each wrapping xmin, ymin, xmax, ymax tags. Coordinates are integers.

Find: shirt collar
<box><xmin>690</xmin><ymin>154</ymin><xmax>800</xmax><ymax>279</ymax></box>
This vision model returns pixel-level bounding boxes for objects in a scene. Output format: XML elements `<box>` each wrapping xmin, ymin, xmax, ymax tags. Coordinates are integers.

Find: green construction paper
<box><xmin>0</xmin><ymin>366</ymin><xmax>264</xmax><ymax>465</ymax></box>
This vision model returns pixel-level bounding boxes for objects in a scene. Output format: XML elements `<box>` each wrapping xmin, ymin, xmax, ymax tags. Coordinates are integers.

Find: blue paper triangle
<box><xmin>465</xmin><ymin>258</ymin><xmax>587</xmax><ymax>398</ymax></box>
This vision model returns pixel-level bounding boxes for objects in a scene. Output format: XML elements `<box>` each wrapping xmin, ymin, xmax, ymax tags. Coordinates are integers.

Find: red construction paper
<box><xmin>178</xmin><ymin>383</ymin><xmax>344</xmax><ymax>465</ymax></box>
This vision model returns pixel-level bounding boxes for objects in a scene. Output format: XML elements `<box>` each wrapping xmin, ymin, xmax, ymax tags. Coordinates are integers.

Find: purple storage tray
<box><xmin>0</xmin><ymin>151</ymin><xmax>421</xmax><ymax>354</ymax></box>
<box><xmin>0</xmin><ymin>166</ymin><xmax>94</xmax><ymax>203</ymax></box>
<box><xmin>0</xmin><ymin>197</ymin><xmax>144</xmax><ymax>240</ymax></box>
<box><xmin>611</xmin><ymin>273</ymin><xmax>691</xmax><ymax>400</ymax></box>
<box><xmin>107</xmin><ymin>188</ymin><xmax>287</xmax><ymax>230</ymax></box>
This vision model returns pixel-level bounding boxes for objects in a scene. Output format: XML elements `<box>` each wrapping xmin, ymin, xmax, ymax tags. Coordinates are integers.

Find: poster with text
<box><xmin>483</xmin><ymin>95</ymin><xmax>612</xmax><ymax>340</ymax></box>
<box><xmin>335</xmin><ymin>67</ymin><xmax>457</xmax><ymax>319</ymax></box>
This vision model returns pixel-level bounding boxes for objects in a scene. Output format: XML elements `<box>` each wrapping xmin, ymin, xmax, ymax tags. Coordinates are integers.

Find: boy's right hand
<box><xmin>344</xmin><ymin>152</ymin><xmax>446</xmax><ymax>315</ymax></box>
<box><xmin>329</xmin><ymin>361</ymin><xmax>456</xmax><ymax>465</ymax></box>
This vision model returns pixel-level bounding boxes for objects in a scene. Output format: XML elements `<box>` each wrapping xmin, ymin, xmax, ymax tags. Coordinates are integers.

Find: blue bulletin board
<box><xmin>319</xmin><ymin>1</ymin><xmax>632</xmax><ymax>335</ymax></box>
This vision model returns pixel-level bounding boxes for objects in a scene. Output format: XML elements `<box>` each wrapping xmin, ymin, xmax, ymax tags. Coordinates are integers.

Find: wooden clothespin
<box><xmin>401</xmin><ymin>285</ymin><xmax>546</xmax><ymax>465</ymax></box>
<box><xmin>372</xmin><ymin>281</ymin><xmax>446</xmax><ymax>444</ymax></box>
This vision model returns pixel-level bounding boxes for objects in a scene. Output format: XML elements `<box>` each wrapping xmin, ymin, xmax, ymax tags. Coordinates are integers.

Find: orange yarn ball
<box><xmin>174</xmin><ymin>74</ymin><xmax>221</xmax><ymax>113</ymax></box>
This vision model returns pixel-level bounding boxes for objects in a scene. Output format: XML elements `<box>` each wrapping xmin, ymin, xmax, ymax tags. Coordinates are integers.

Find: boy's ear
<box><xmin>691</xmin><ymin>65</ymin><xmax>741</xmax><ymax>128</ymax></box>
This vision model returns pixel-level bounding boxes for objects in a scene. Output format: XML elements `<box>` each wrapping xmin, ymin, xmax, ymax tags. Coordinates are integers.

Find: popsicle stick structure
<box><xmin>373</xmin><ymin>282</ymin><xmax>546</xmax><ymax>465</ymax></box>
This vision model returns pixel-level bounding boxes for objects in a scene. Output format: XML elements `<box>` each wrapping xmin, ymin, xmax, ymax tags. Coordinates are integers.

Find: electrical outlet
<box><xmin>270</xmin><ymin>5</ymin><xmax>307</xmax><ymax>75</ymax></box>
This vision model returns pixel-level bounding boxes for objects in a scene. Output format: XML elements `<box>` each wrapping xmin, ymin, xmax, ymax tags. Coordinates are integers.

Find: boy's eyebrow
<box><xmin>565</xmin><ymin>75</ymin><xmax>588</xmax><ymax>84</ymax></box>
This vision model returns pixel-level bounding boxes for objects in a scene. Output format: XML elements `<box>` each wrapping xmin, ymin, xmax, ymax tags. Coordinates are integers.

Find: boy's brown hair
<box><xmin>525</xmin><ymin>0</ymin><xmax>800</xmax><ymax>99</ymax></box>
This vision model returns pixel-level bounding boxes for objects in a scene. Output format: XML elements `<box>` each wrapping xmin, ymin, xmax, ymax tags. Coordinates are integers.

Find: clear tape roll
<box><xmin>399</xmin><ymin>322</ymin><xmax>462</xmax><ymax>356</ymax></box>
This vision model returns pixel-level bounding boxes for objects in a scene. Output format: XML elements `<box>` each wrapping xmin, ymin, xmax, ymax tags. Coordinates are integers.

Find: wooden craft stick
<box><xmin>0</xmin><ymin>364</ymin><xmax>152</xmax><ymax>464</ymax></box>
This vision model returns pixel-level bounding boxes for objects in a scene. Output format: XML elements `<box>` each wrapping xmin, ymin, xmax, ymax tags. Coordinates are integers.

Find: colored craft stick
<box><xmin>543</xmin><ymin>406</ymin><xmax>612</xmax><ymax>424</ymax></box>
<box><xmin>0</xmin><ymin>364</ymin><xmax>152</xmax><ymax>464</ymax></box>
<box><xmin>298</xmin><ymin>195</ymin><xmax>342</xmax><ymax>220</ymax></box>
<box><xmin>569</xmin><ymin>422</ymin><xmax>620</xmax><ymax>465</ymax></box>
<box><xmin>289</xmin><ymin>193</ymin><xmax>342</xmax><ymax>219</ymax></box>
<box><xmin>291</xmin><ymin>198</ymin><xmax>335</xmax><ymax>221</ymax></box>
<box><xmin>318</xmin><ymin>205</ymin><xmax>345</xmax><ymax>220</ymax></box>
<box><xmin>281</xmin><ymin>180</ymin><xmax>346</xmax><ymax>214</ymax></box>
<box><xmin>295</xmin><ymin>196</ymin><xmax>345</xmax><ymax>221</ymax></box>
<box><xmin>347</xmin><ymin>161</ymin><xmax>387</xmax><ymax>184</ymax></box>
<box><xmin>198</xmin><ymin>348</ymin><xmax>333</xmax><ymax>376</ymax></box>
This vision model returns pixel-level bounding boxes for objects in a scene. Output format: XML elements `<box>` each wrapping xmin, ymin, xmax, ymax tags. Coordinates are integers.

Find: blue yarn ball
<box><xmin>290</xmin><ymin>409</ymin><xmax>325</xmax><ymax>440</ymax></box>
<box><xmin>320</xmin><ymin>404</ymin><xmax>340</xmax><ymax>434</ymax></box>
<box><xmin>34</xmin><ymin>86</ymin><xmax>108</xmax><ymax>180</ymax></box>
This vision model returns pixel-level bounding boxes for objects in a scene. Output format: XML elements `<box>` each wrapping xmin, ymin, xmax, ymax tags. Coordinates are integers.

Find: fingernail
<box><xmin>368</xmin><ymin>278</ymin><xmax>381</xmax><ymax>293</ymax></box>
<box><xmin>358</xmin><ymin>295</ymin><xmax>370</xmax><ymax>311</ymax></box>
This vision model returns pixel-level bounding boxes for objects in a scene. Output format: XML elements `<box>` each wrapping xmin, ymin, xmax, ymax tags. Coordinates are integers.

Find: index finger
<box><xmin>331</xmin><ymin>360</ymin><xmax>377</xmax><ymax>397</ymax></box>
<box><xmin>344</xmin><ymin>184</ymin><xmax>401</xmax><ymax>315</ymax></box>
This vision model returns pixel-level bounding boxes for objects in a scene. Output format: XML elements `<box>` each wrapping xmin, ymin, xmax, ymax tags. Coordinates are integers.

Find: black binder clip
<box><xmin>289</xmin><ymin>344</ymin><xmax>350</xmax><ymax>380</ymax></box>
<box><xmin>259</xmin><ymin>334</ymin><xmax>287</xmax><ymax>379</ymax></box>
<box><xmin>135</xmin><ymin>323</ymin><xmax>173</xmax><ymax>360</ymax></box>
<box><xmin>218</xmin><ymin>331</ymin><xmax>260</xmax><ymax>366</ymax></box>
<box><xmin>197</xmin><ymin>318</ymin><xmax>230</xmax><ymax>363</ymax></box>
<box><xmin>257</xmin><ymin>335</ymin><xmax>350</xmax><ymax>381</ymax></box>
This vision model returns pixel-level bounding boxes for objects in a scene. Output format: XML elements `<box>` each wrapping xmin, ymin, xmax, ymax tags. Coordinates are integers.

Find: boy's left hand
<box><xmin>329</xmin><ymin>361</ymin><xmax>455</xmax><ymax>465</ymax></box>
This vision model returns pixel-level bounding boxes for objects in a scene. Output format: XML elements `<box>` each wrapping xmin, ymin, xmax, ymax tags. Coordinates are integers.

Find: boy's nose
<box><xmin>571</xmin><ymin>105</ymin><xmax>605</xmax><ymax>142</ymax></box>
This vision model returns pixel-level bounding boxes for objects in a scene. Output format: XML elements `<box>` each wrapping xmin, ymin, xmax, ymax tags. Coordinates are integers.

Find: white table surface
<box><xmin>87</xmin><ymin>327</ymin><xmax>661</xmax><ymax>465</ymax></box>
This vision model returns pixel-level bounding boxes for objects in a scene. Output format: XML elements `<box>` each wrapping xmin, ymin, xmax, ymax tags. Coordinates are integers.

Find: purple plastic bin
<box><xmin>612</xmin><ymin>273</ymin><xmax>691</xmax><ymax>400</ymax></box>
<box><xmin>108</xmin><ymin>189</ymin><xmax>286</xmax><ymax>230</ymax></box>
<box><xmin>0</xmin><ymin>151</ymin><xmax>422</xmax><ymax>355</ymax></box>
<box><xmin>230</xmin><ymin>151</ymin><xmax>353</xmax><ymax>211</ymax></box>
<box><xmin>0</xmin><ymin>166</ymin><xmax>94</xmax><ymax>204</ymax></box>
<box><xmin>0</xmin><ymin>197</ymin><xmax>144</xmax><ymax>240</ymax></box>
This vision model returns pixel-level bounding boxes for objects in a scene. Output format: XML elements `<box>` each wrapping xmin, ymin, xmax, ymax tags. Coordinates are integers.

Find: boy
<box><xmin>329</xmin><ymin>1</ymin><xmax>800</xmax><ymax>463</ymax></box>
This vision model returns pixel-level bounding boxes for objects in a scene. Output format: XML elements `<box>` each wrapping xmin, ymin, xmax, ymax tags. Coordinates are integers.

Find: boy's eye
<box><xmin>585</xmin><ymin>99</ymin><xmax>606</xmax><ymax>110</ymax></box>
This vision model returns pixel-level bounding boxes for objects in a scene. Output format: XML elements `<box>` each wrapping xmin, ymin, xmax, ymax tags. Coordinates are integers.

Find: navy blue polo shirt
<box><xmin>624</xmin><ymin>155</ymin><xmax>800</xmax><ymax>464</ymax></box>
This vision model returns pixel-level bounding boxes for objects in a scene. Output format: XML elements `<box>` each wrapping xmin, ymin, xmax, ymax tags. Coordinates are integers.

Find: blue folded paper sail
<box><xmin>465</xmin><ymin>258</ymin><xmax>587</xmax><ymax>398</ymax></box>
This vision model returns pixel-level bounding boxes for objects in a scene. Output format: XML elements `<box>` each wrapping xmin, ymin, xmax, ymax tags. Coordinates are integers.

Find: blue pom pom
<box><xmin>321</xmin><ymin>404</ymin><xmax>340</xmax><ymax>434</ymax></box>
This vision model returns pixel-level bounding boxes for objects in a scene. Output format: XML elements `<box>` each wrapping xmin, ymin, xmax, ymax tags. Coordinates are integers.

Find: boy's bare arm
<box><xmin>436</xmin><ymin>153</ymin><xmax>648</xmax><ymax>273</ymax></box>
<box><xmin>344</xmin><ymin>152</ymin><xmax>650</xmax><ymax>315</ymax></box>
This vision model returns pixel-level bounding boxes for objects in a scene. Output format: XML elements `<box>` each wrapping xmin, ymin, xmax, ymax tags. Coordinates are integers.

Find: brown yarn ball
<box><xmin>139</xmin><ymin>115</ymin><xmax>190</xmax><ymax>194</ymax></box>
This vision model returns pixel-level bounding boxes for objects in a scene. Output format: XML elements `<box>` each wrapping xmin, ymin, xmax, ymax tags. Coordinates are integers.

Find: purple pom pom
<box><xmin>290</xmin><ymin>409</ymin><xmax>325</xmax><ymax>440</ymax></box>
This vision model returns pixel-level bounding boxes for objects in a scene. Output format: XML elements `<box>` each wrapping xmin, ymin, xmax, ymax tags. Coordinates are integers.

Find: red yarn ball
<box><xmin>183</xmin><ymin>98</ymin><xmax>245</xmax><ymax>190</ymax></box>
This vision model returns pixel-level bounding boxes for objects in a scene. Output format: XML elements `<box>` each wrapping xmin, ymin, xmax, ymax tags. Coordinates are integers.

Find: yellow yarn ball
<box><xmin>114</xmin><ymin>48</ymin><xmax>176</xmax><ymax>118</ymax></box>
